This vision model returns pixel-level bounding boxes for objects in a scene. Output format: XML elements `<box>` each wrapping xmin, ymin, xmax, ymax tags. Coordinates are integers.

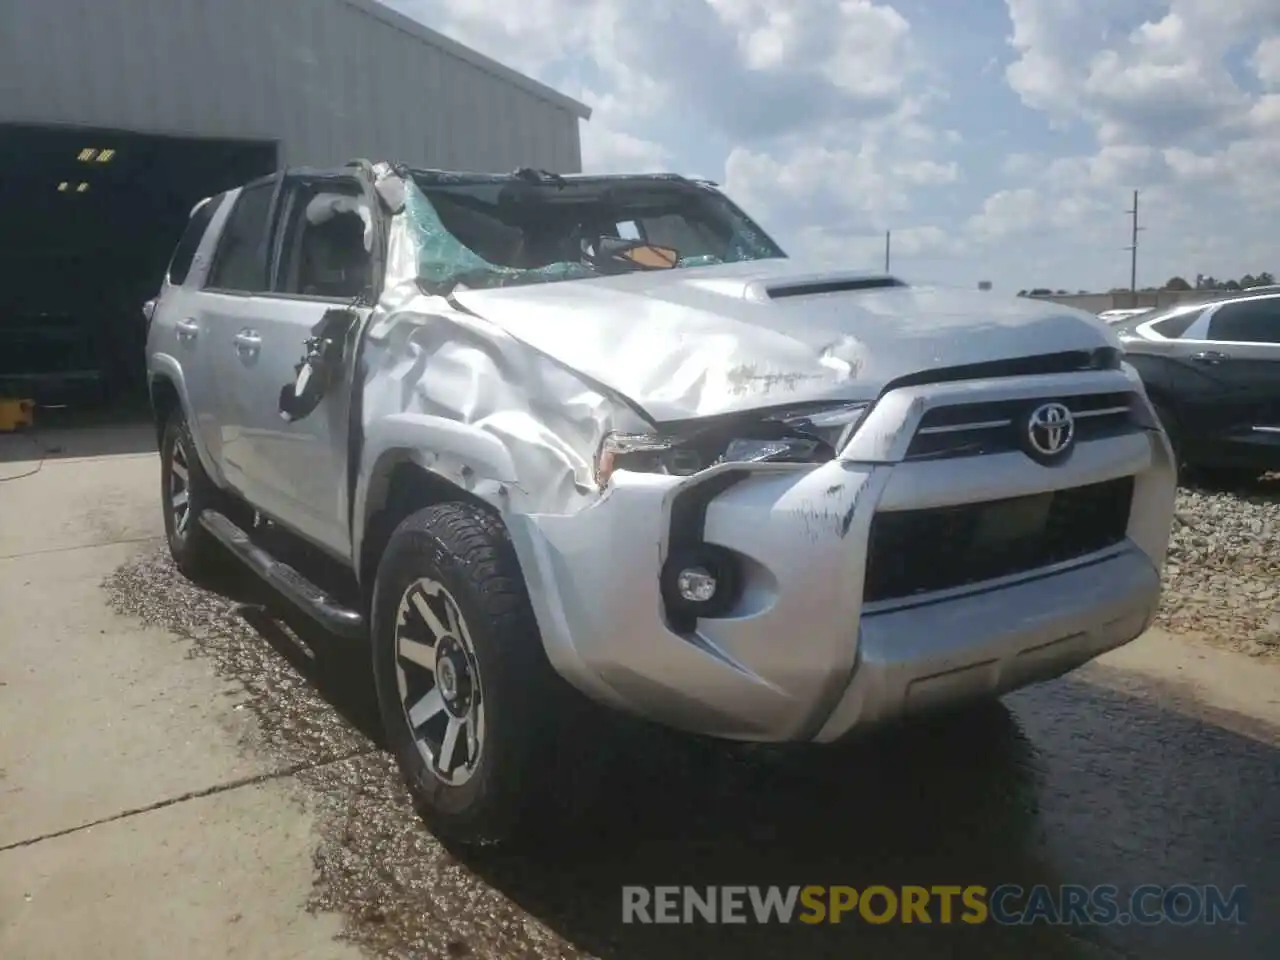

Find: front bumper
<box><xmin>506</xmin><ymin>367</ymin><xmax>1176</xmax><ymax>743</ymax></box>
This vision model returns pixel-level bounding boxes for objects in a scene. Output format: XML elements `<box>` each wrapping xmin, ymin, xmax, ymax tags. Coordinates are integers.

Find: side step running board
<box><xmin>200</xmin><ymin>510</ymin><xmax>366</xmax><ymax>640</ymax></box>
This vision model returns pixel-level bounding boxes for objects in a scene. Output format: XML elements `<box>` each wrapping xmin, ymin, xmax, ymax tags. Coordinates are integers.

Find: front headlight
<box><xmin>770</xmin><ymin>401</ymin><xmax>872</xmax><ymax>453</ymax></box>
<box><xmin>594</xmin><ymin>432</ymin><xmax>703</xmax><ymax>487</ymax></box>
<box><xmin>594</xmin><ymin>401</ymin><xmax>872</xmax><ymax>487</ymax></box>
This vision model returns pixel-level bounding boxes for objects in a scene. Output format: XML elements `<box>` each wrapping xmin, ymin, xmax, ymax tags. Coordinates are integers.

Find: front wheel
<box><xmin>1190</xmin><ymin>465</ymin><xmax>1261</xmax><ymax>490</ymax></box>
<box><xmin>370</xmin><ymin>501</ymin><xmax>562</xmax><ymax>847</ymax></box>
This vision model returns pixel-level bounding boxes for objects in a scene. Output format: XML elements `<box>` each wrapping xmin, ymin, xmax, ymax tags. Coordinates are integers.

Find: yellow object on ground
<box><xmin>0</xmin><ymin>398</ymin><xmax>36</xmax><ymax>432</ymax></box>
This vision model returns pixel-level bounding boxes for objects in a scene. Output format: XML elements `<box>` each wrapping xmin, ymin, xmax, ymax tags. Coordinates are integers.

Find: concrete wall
<box><xmin>1029</xmin><ymin>289</ymin><xmax>1227</xmax><ymax>315</ymax></box>
<box><xmin>0</xmin><ymin>0</ymin><xmax>588</xmax><ymax>172</ymax></box>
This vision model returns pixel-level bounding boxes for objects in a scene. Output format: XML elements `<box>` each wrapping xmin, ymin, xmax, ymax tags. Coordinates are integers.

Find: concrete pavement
<box><xmin>1089</xmin><ymin>627</ymin><xmax>1280</xmax><ymax>742</ymax></box>
<box><xmin>0</xmin><ymin>424</ymin><xmax>362</xmax><ymax>960</ymax></box>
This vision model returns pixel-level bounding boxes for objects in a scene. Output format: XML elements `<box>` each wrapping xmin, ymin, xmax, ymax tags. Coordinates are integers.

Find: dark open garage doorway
<box><xmin>0</xmin><ymin>123</ymin><xmax>276</xmax><ymax>412</ymax></box>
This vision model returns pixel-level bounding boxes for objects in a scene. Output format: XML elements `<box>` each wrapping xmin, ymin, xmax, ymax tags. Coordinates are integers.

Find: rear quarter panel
<box><xmin>146</xmin><ymin>190</ymin><xmax>240</xmax><ymax>489</ymax></box>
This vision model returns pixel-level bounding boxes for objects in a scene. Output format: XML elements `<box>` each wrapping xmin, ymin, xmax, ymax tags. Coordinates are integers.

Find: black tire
<box><xmin>1191</xmin><ymin>465</ymin><xmax>1261</xmax><ymax>490</ymax></box>
<box><xmin>370</xmin><ymin>501</ymin><xmax>561</xmax><ymax>847</ymax></box>
<box><xmin>1151</xmin><ymin>401</ymin><xmax>1181</xmax><ymax>472</ymax></box>
<box><xmin>160</xmin><ymin>410</ymin><xmax>223</xmax><ymax>581</ymax></box>
<box><xmin>929</xmin><ymin>695</ymin><xmax>1014</xmax><ymax>733</ymax></box>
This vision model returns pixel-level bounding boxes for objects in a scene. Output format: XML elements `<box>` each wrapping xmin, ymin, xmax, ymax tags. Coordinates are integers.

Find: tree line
<box><xmin>1018</xmin><ymin>271</ymin><xmax>1274</xmax><ymax>297</ymax></box>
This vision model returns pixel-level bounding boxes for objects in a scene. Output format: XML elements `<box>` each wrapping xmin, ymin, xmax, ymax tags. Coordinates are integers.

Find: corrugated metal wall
<box><xmin>0</xmin><ymin>0</ymin><xmax>587</xmax><ymax>172</ymax></box>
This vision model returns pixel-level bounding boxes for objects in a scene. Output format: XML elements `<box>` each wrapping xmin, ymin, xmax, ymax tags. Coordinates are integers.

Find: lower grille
<box><xmin>863</xmin><ymin>476</ymin><xmax>1134</xmax><ymax>603</ymax></box>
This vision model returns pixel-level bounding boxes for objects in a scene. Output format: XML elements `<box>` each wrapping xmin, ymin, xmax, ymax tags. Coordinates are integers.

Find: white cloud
<box><xmin>966</xmin><ymin>188</ymin><xmax>1045</xmax><ymax>241</ymax></box>
<box><xmin>554</xmin><ymin>87</ymin><xmax>673</xmax><ymax>174</ymax></box>
<box><xmin>390</xmin><ymin>0</ymin><xmax>954</xmax><ymax>256</ymax></box>
<box><xmin>1161</xmin><ymin>137</ymin><xmax>1280</xmax><ymax>207</ymax></box>
<box><xmin>720</xmin><ymin>82</ymin><xmax>960</xmax><ymax>259</ymax></box>
<box><xmin>1001</xmin><ymin>153</ymin><xmax>1042</xmax><ymax>177</ymax></box>
<box><xmin>772</xmin><ymin>224</ymin><xmax>961</xmax><ymax>279</ymax></box>
<box><xmin>384</xmin><ymin>0</ymin><xmax>1279</xmax><ymax>290</ymax></box>
<box><xmin>711</xmin><ymin>0</ymin><xmax>910</xmax><ymax>101</ymax></box>
<box><xmin>1004</xmin><ymin>0</ymin><xmax>1280</xmax><ymax>148</ymax></box>
<box><xmin>726</xmin><ymin>139</ymin><xmax>920</xmax><ymax>223</ymax></box>
<box><xmin>1007</xmin><ymin>0</ymin><xmax>1259</xmax><ymax>145</ymax></box>
<box><xmin>581</xmin><ymin>125</ymin><xmax>671</xmax><ymax>174</ymax></box>
<box><xmin>386</xmin><ymin>0</ymin><xmax>606</xmax><ymax>75</ymax></box>
<box><xmin>391</xmin><ymin>0</ymin><xmax>918</xmax><ymax>140</ymax></box>
<box><xmin>723</xmin><ymin>131</ymin><xmax>959</xmax><ymax>240</ymax></box>
<box><xmin>982</xmin><ymin>0</ymin><xmax>1280</xmax><ymax>286</ymax></box>
<box><xmin>1257</xmin><ymin>37</ymin><xmax>1280</xmax><ymax>89</ymax></box>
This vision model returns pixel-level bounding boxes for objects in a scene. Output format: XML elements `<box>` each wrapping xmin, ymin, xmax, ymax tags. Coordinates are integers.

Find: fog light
<box><xmin>676</xmin><ymin>566</ymin><xmax>717</xmax><ymax>603</ymax></box>
<box><xmin>660</xmin><ymin>545</ymin><xmax>743</xmax><ymax>628</ymax></box>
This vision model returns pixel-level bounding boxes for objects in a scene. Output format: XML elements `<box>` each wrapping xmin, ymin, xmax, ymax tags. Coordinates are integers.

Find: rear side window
<box><xmin>1207</xmin><ymin>299</ymin><xmax>1280</xmax><ymax>344</ymax></box>
<box><xmin>167</xmin><ymin>195</ymin><xmax>223</xmax><ymax>286</ymax></box>
<box><xmin>207</xmin><ymin>181</ymin><xmax>275</xmax><ymax>292</ymax></box>
<box><xmin>1148</xmin><ymin>308</ymin><xmax>1203</xmax><ymax>338</ymax></box>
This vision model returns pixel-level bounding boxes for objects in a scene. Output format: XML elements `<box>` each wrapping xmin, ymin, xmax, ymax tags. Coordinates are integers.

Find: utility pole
<box><xmin>1124</xmin><ymin>190</ymin><xmax>1144</xmax><ymax>306</ymax></box>
<box><xmin>884</xmin><ymin>231</ymin><xmax>891</xmax><ymax>272</ymax></box>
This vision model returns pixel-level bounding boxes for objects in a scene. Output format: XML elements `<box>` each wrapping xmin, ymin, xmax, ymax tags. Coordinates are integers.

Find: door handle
<box><xmin>1190</xmin><ymin>350</ymin><xmax>1230</xmax><ymax>364</ymax></box>
<box><xmin>175</xmin><ymin>317</ymin><xmax>199</xmax><ymax>342</ymax></box>
<box><xmin>234</xmin><ymin>329</ymin><xmax>262</xmax><ymax>357</ymax></box>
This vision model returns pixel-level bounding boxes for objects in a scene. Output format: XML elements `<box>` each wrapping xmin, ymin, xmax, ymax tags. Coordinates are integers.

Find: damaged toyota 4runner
<box><xmin>146</xmin><ymin>161</ymin><xmax>1176</xmax><ymax>845</ymax></box>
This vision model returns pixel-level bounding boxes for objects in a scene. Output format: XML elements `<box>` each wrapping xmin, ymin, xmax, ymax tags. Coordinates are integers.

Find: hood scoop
<box><xmin>749</xmin><ymin>272</ymin><xmax>908</xmax><ymax>302</ymax></box>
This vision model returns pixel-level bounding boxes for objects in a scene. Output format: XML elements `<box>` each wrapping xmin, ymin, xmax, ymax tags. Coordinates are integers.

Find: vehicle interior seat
<box><xmin>298</xmin><ymin>212</ymin><xmax>369</xmax><ymax>299</ymax></box>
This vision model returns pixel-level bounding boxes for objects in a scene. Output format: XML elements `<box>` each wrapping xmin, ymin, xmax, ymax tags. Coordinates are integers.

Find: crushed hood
<box><xmin>452</xmin><ymin>259</ymin><xmax>1120</xmax><ymax>423</ymax></box>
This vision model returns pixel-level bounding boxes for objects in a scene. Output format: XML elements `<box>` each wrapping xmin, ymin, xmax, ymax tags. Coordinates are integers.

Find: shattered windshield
<box><xmin>404</xmin><ymin>172</ymin><xmax>787</xmax><ymax>293</ymax></box>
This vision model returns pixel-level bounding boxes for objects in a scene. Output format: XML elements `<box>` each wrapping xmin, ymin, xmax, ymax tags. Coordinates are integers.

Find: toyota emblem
<box><xmin>1024</xmin><ymin>402</ymin><xmax>1076</xmax><ymax>462</ymax></box>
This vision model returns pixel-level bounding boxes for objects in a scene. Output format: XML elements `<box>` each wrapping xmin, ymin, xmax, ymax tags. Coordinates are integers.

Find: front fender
<box><xmin>352</xmin><ymin>413</ymin><xmax>522</xmax><ymax>573</ymax></box>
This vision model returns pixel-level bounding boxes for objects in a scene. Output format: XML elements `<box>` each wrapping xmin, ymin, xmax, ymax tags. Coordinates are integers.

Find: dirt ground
<box><xmin>1</xmin><ymin>422</ymin><xmax>1277</xmax><ymax>960</ymax></box>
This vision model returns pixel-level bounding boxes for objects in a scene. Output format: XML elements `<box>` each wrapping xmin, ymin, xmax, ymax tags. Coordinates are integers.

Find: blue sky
<box><xmin>387</xmin><ymin>0</ymin><xmax>1279</xmax><ymax>293</ymax></box>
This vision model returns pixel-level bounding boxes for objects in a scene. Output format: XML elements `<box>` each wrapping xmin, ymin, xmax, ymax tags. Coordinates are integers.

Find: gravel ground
<box><xmin>103</xmin><ymin>550</ymin><xmax>1067</xmax><ymax>959</ymax></box>
<box><xmin>1158</xmin><ymin>476</ymin><xmax>1280</xmax><ymax>660</ymax></box>
<box><xmin>100</xmin><ymin>480</ymin><xmax>1279</xmax><ymax>958</ymax></box>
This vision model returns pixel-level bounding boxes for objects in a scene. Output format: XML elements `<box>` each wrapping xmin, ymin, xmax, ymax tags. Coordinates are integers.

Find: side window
<box><xmin>167</xmin><ymin>195</ymin><xmax>223</xmax><ymax>286</ymax></box>
<box><xmin>1206</xmin><ymin>300</ymin><xmax>1280</xmax><ymax>344</ymax></box>
<box><xmin>274</xmin><ymin>180</ymin><xmax>374</xmax><ymax>300</ymax></box>
<box><xmin>1149</xmin><ymin>309</ymin><xmax>1203</xmax><ymax>338</ymax></box>
<box><xmin>206</xmin><ymin>181</ymin><xmax>275</xmax><ymax>292</ymax></box>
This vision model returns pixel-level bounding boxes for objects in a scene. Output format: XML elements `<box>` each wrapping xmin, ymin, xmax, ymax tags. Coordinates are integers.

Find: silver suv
<box><xmin>145</xmin><ymin>160</ymin><xmax>1176</xmax><ymax>846</ymax></box>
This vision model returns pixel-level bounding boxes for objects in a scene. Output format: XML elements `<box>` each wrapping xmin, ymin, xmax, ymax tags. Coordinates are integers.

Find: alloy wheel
<box><xmin>394</xmin><ymin>577</ymin><xmax>486</xmax><ymax>786</ymax></box>
<box><xmin>169</xmin><ymin>440</ymin><xmax>192</xmax><ymax>539</ymax></box>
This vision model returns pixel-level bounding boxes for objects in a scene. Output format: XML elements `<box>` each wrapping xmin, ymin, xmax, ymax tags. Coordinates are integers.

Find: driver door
<box><xmin>219</xmin><ymin>173</ymin><xmax>378</xmax><ymax>560</ymax></box>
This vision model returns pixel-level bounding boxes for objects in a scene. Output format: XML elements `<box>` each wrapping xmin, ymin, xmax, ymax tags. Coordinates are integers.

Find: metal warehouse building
<box><xmin>0</xmin><ymin>0</ymin><xmax>590</xmax><ymax>408</ymax></box>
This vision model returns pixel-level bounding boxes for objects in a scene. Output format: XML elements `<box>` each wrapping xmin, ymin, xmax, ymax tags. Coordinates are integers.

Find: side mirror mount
<box><xmin>142</xmin><ymin>298</ymin><xmax>157</xmax><ymax>328</ymax></box>
<box><xmin>278</xmin><ymin>309</ymin><xmax>360</xmax><ymax>422</ymax></box>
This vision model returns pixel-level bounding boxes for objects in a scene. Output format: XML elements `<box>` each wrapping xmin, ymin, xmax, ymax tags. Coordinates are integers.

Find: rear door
<box><xmin>221</xmin><ymin>172</ymin><xmax>379</xmax><ymax>560</ymax></box>
<box><xmin>200</xmin><ymin>175</ymin><xmax>281</xmax><ymax>502</ymax></box>
<box><xmin>148</xmin><ymin>192</ymin><xmax>228</xmax><ymax>470</ymax></box>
